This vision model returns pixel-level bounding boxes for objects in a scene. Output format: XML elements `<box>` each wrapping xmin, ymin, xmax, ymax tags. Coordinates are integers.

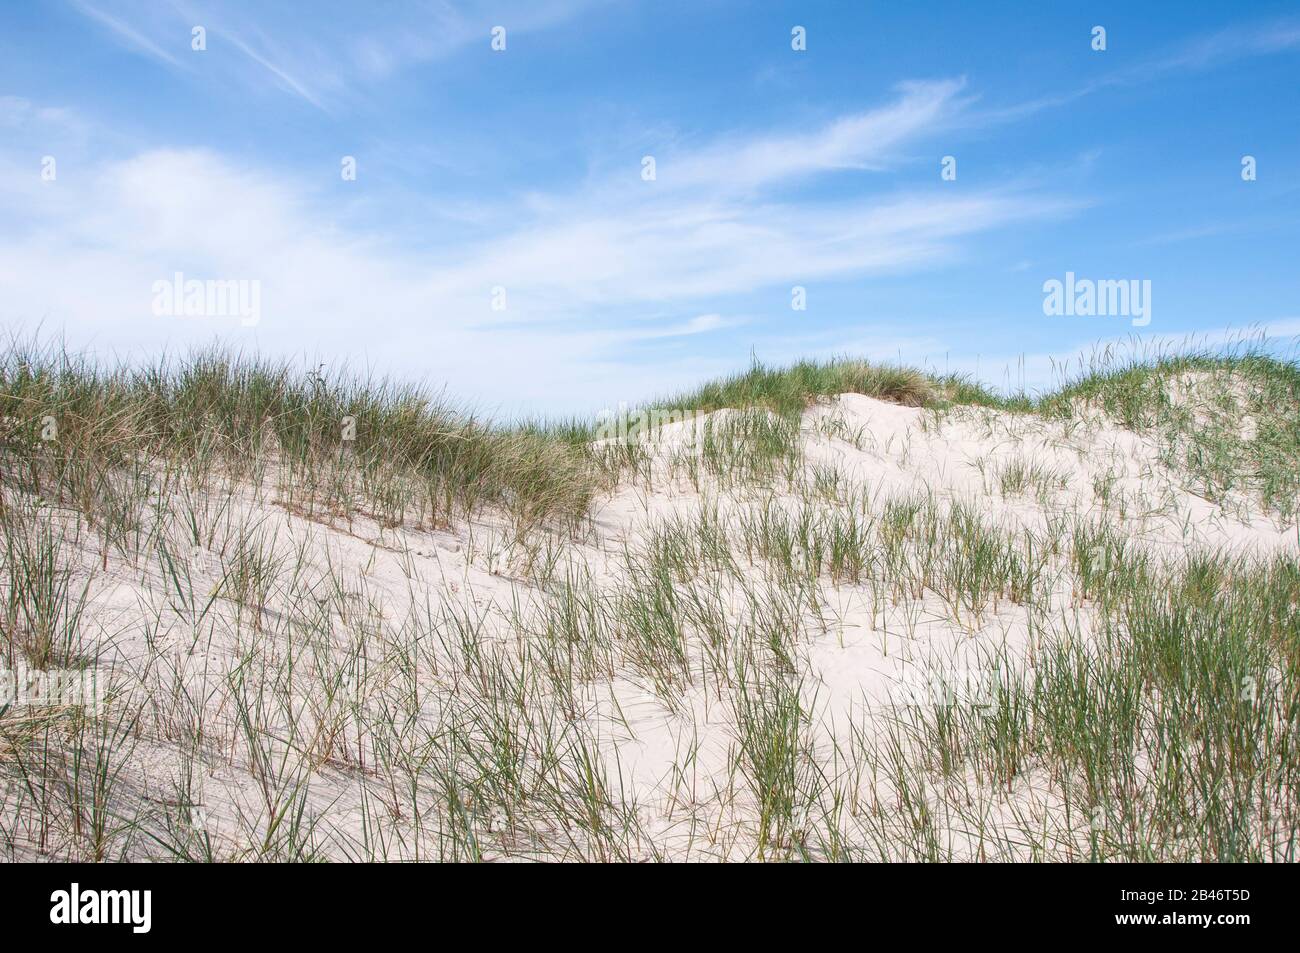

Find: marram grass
<box><xmin>2</xmin><ymin>333</ymin><xmax>1299</xmax><ymax>861</ymax></box>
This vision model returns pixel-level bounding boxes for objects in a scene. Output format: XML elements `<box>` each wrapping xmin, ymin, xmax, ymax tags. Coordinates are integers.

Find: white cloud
<box><xmin>977</xmin><ymin>18</ymin><xmax>1300</xmax><ymax>124</ymax></box>
<box><xmin>69</xmin><ymin>0</ymin><xmax>184</xmax><ymax>68</ymax></box>
<box><xmin>67</xmin><ymin>0</ymin><xmax>608</xmax><ymax>111</ymax></box>
<box><xmin>667</xmin><ymin>79</ymin><xmax>969</xmax><ymax>192</ymax></box>
<box><xmin>0</xmin><ymin>79</ymin><xmax>1073</xmax><ymax>415</ymax></box>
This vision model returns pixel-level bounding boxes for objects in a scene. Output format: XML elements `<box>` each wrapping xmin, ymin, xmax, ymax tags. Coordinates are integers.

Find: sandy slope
<box><xmin>5</xmin><ymin>393</ymin><xmax>1295</xmax><ymax>860</ymax></box>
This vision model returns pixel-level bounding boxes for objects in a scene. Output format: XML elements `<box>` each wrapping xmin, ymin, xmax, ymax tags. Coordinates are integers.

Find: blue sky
<box><xmin>2</xmin><ymin>1</ymin><xmax>1298</xmax><ymax>417</ymax></box>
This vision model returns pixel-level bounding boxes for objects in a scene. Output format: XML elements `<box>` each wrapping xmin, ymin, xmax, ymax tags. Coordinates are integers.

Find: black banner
<box><xmin>0</xmin><ymin>862</ymin><xmax>1278</xmax><ymax>941</ymax></box>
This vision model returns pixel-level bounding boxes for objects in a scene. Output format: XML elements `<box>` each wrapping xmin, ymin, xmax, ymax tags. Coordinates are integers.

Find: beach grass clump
<box><xmin>0</xmin><ymin>336</ymin><xmax>599</xmax><ymax>536</ymax></box>
<box><xmin>661</xmin><ymin>357</ymin><xmax>934</xmax><ymax>419</ymax></box>
<box><xmin>1039</xmin><ymin>347</ymin><xmax>1300</xmax><ymax>519</ymax></box>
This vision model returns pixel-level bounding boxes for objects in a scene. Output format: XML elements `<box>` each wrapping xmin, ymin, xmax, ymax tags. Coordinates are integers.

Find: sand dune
<box><xmin>2</xmin><ymin>353</ymin><xmax>1298</xmax><ymax>860</ymax></box>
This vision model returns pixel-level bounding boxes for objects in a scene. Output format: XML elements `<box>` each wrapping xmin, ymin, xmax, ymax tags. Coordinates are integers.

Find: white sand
<box><xmin>4</xmin><ymin>393</ymin><xmax>1294</xmax><ymax>860</ymax></box>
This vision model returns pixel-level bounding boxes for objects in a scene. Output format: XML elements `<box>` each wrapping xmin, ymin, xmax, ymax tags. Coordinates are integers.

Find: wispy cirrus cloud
<box><xmin>69</xmin><ymin>0</ymin><xmax>183</xmax><ymax>68</ymax></box>
<box><xmin>66</xmin><ymin>0</ymin><xmax>608</xmax><ymax>111</ymax></box>
<box><xmin>0</xmin><ymin>77</ymin><xmax>1071</xmax><ymax>413</ymax></box>
<box><xmin>665</xmin><ymin>79</ymin><xmax>970</xmax><ymax>193</ymax></box>
<box><xmin>1138</xmin><ymin>18</ymin><xmax>1300</xmax><ymax>74</ymax></box>
<box><xmin>974</xmin><ymin>17</ymin><xmax>1300</xmax><ymax>125</ymax></box>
